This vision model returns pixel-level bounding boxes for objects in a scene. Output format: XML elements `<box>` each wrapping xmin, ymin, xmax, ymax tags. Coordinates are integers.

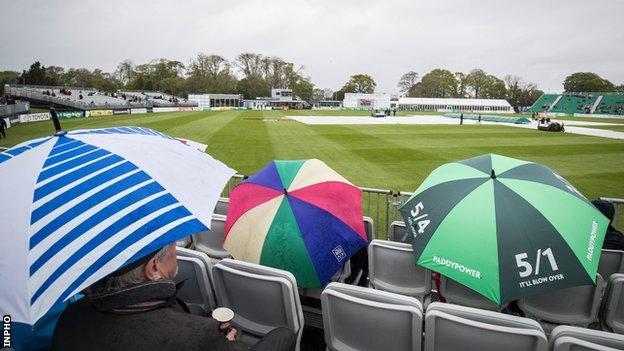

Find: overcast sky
<box><xmin>2</xmin><ymin>0</ymin><xmax>623</xmax><ymax>93</ymax></box>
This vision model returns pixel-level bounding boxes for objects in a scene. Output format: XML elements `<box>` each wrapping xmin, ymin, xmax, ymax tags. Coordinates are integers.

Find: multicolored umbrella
<box><xmin>400</xmin><ymin>154</ymin><xmax>609</xmax><ymax>305</ymax></box>
<box><xmin>224</xmin><ymin>159</ymin><xmax>367</xmax><ymax>288</ymax></box>
<box><xmin>0</xmin><ymin>127</ymin><xmax>235</xmax><ymax>325</ymax></box>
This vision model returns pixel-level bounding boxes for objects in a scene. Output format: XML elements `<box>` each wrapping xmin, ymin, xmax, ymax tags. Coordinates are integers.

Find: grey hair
<box><xmin>92</xmin><ymin>244</ymin><xmax>173</xmax><ymax>291</ymax></box>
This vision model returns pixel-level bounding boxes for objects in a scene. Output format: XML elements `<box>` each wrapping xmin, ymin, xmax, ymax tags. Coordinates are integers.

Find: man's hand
<box><xmin>226</xmin><ymin>328</ymin><xmax>238</xmax><ymax>342</ymax></box>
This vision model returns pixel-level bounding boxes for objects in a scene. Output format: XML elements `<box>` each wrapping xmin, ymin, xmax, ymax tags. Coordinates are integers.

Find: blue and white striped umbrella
<box><xmin>0</xmin><ymin>126</ymin><xmax>235</xmax><ymax>325</ymax></box>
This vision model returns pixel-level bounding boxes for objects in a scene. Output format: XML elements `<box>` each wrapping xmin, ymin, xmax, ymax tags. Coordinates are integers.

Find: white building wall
<box><xmin>188</xmin><ymin>94</ymin><xmax>241</xmax><ymax>109</ymax></box>
<box><xmin>397</xmin><ymin>97</ymin><xmax>514</xmax><ymax>113</ymax></box>
<box><xmin>188</xmin><ymin>94</ymin><xmax>210</xmax><ymax>109</ymax></box>
<box><xmin>343</xmin><ymin>93</ymin><xmax>392</xmax><ymax>109</ymax></box>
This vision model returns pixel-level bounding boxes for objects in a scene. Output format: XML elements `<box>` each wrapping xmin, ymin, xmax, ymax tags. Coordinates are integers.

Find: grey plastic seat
<box><xmin>332</xmin><ymin>260</ymin><xmax>351</xmax><ymax>283</ymax></box>
<box><xmin>602</xmin><ymin>273</ymin><xmax>624</xmax><ymax>333</ymax></box>
<box><xmin>173</xmin><ymin>255</ymin><xmax>216</xmax><ymax>315</ymax></box>
<box><xmin>439</xmin><ymin>275</ymin><xmax>505</xmax><ymax>311</ymax></box>
<box><xmin>518</xmin><ymin>275</ymin><xmax>604</xmax><ymax>327</ymax></box>
<box><xmin>213</xmin><ymin>197</ymin><xmax>229</xmax><ymax>216</ymax></box>
<box><xmin>550</xmin><ymin>325</ymin><xmax>624</xmax><ymax>350</ymax></box>
<box><xmin>176</xmin><ymin>247</ymin><xmax>217</xmax><ymax>304</ymax></box>
<box><xmin>598</xmin><ymin>250</ymin><xmax>624</xmax><ymax>284</ymax></box>
<box><xmin>368</xmin><ymin>240</ymin><xmax>431</xmax><ymax>301</ymax></box>
<box><xmin>211</xmin><ymin>259</ymin><xmax>304</xmax><ymax>350</ymax></box>
<box><xmin>321</xmin><ymin>282</ymin><xmax>423</xmax><ymax>351</ymax></box>
<box><xmin>425</xmin><ymin>302</ymin><xmax>547</xmax><ymax>351</ymax></box>
<box><xmin>389</xmin><ymin>220</ymin><xmax>409</xmax><ymax>242</ymax></box>
<box><xmin>363</xmin><ymin>216</ymin><xmax>374</xmax><ymax>242</ymax></box>
<box><xmin>193</xmin><ymin>215</ymin><xmax>231</xmax><ymax>259</ymax></box>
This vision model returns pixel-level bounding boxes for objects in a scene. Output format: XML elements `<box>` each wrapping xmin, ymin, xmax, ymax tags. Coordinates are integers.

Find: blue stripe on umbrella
<box><xmin>0</xmin><ymin>138</ymin><xmax>50</xmax><ymax>163</ymax></box>
<box><xmin>54</xmin><ymin>213</ymin><xmax>206</xmax><ymax>304</ymax></box>
<box><xmin>127</xmin><ymin>127</ymin><xmax>152</xmax><ymax>136</ymax></box>
<box><xmin>37</xmin><ymin>149</ymin><xmax>111</xmax><ymax>183</ymax></box>
<box><xmin>123</xmin><ymin>218</ymin><xmax>206</xmax><ymax>268</ymax></box>
<box><xmin>43</xmin><ymin>144</ymin><xmax>98</xmax><ymax>169</ymax></box>
<box><xmin>34</xmin><ymin>155</ymin><xmax>124</xmax><ymax>201</ymax></box>
<box><xmin>30</xmin><ymin>185</ymin><xmax>165</xmax><ymax>280</ymax></box>
<box><xmin>138</xmin><ymin>127</ymin><xmax>159</xmax><ymax>136</ymax></box>
<box><xmin>30</xmin><ymin>181</ymin><xmax>165</xmax><ymax>254</ymax></box>
<box><xmin>5</xmin><ymin>146</ymin><xmax>32</xmax><ymax>157</ymax></box>
<box><xmin>0</xmin><ymin>154</ymin><xmax>11</xmax><ymax>164</ymax></box>
<box><xmin>53</xmin><ymin>136</ymin><xmax>77</xmax><ymax>147</ymax></box>
<box><xmin>29</xmin><ymin>173</ymin><xmax>152</xmax><ymax>250</ymax></box>
<box><xmin>31</xmin><ymin>162</ymin><xmax>140</xmax><ymax>224</ymax></box>
<box><xmin>48</xmin><ymin>140</ymin><xmax>81</xmax><ymax>156</ymax></box>
<box><xmin>29</xmin><ymin>196</ymin><xmax>187</xmax><ymax>304</ymax></box>
<box><xmin>72</xmin><ymin>127</ymin><xmax>175</xmax><ymax>140</ymax></box>
<box><xmin>46</xmin><ymin>142</ymin><xmax>85</xmax><ymax>159</ymax></box>
<box><xmin>0</xmin><ymin>137</ymin><xmax>52</xmax><ymax>165</ymax></box>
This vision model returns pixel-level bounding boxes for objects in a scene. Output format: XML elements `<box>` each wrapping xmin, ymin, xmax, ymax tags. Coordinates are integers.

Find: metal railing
<box><xmin>219</xmin><ymin>175</ymin><xmax>624</xmax><ymax>239</ymax></box>
<box><xmin>7</xmin><ymin>87</ymin><xmax>148</xmax><ymax>110</ymax></box>
<box><xmin>221</xmin><ymin>174</ymin><xmax>404</xmax><ymax>239</ymax></box>
<box><xmin>6</xmin><ymin>85</ymin><xmax>197</xmax><ymax>110</ymax></box>
<box><xmin>360</xmin><ymin>187</ymin><xmax>393</xmax><ymax>239</ymax></box>
<box><xmin>221</xmin><ymin>174</ymin><xmax>247</xmax><ymax>198</ymax></box>
<box><xmin>0</xmin><ymin>101</ymin><xmax>30</xmax><ymax>117</ymax></box>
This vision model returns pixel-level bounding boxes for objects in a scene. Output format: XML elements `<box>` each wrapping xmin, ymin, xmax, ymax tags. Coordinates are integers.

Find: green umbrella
<box><xmin>400</xmin><ymin>154</ymin><xmax>610</xmax><ymax>305</ymax></box>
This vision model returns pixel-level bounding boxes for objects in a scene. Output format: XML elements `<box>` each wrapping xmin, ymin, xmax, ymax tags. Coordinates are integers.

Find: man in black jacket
<box><xmin>0</xmin><ymin>118</ymin><xmax>6</xmax><ymax>138</ymax></box>
<box><xmin>593</xmin><ymin>199</ymin><xmax>624</xmax><ymax>251</ymax></box>
<box><xmin>52</xmin><ymin>243</ymin><xmax>295</xmax><ymax>351</ymax></box>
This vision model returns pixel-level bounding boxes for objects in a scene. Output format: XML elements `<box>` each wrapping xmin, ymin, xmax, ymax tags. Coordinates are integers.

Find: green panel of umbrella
<box><xmin>399</xmin><ymin>154</ymin><xmax>610</xmax><ymax>305</ymax></box>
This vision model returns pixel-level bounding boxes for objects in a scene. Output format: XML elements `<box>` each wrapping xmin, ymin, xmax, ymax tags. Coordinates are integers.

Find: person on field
<box><xmin>53</xmin><ymin>243</ymin><xmax>296</xmax><ymax>351</ymax></box>
<box><xmin>477</xmin><ymin>114</ymin><xmax>481</xmax><ymax>125</ymax></box>
<box><xmin>592</xmin><ymin>199</ymin><xmax>624</xmax><ymax>251</ymax></box>
<box><xmin>460</xmin><ymin>113</ymin><xmax>464</xmax><ymax>125</ymax></box>
<box><xmin>0</xmin><ymin>118</ymin><xmax>7</xmax><ymax>138</ymax></box>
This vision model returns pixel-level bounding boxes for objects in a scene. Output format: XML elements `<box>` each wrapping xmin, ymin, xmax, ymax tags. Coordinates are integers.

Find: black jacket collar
<box><xmin>86</xmin><ymin>280</ymin><xmax>183</xmax><ymax>313</ymax></box>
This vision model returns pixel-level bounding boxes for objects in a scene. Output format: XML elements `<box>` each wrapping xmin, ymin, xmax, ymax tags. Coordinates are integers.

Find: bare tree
<box><xmin>504</xmin><ymin>75</ymin><xmax>542</xmax><ymax>112</ymax></box>
<box><xmin>236</xmin><ymin>53</ymin><xmax>263</xmax><ymax>77</ymax></box>
<box><xmin>398</xmin><ymin>71</ymin><xmax>419</xmax><ymax>96</ymax></box>
<box><xmin>115</xmin><ymin>59</ymin><xmax>135</xmax><ymax>85</ymax></box>
<box><xmin>188</xmin><ymin>54</ymin><xmax>231</xmax><ymax>78</ymax></box>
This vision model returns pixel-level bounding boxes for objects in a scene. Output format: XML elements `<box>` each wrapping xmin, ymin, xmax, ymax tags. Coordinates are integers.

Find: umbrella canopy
<box><xmin>400</xmin><ymin>153</ymin><xmax>609</xmax><ymax>305</ymax></box>
<box><xmin>0</xmin><ymin>126</ymin><xmax>235</xmax><ymax>325</ymax></box>
<box><xmin>224</xmin><ymin>159</ymin><xmax>367</xmax><ymax>288</ymax></box>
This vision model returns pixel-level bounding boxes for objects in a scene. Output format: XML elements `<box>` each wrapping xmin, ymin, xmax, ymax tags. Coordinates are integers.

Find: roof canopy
<box><xmin>399</xmin><ymin>97</ymin><xmax>512</xmax><ymax>107</ymax></box>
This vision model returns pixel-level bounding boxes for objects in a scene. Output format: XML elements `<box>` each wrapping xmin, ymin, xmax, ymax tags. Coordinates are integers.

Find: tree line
<box><xmin>396</xmin><ymin>68</ymin><xmax>542</xmax><ymax>112</ymax></box>
<box><xmin>395</xmin><ymin>69</ymin><xmax>624</xmax><ymax>112</ymax></box>
<box><xmin>0</xmin><ymin>53</ymin><xmax>315</xmax><ymax>101</ymax></box>
<box><xmin>1</xmin><ymin>57</ymin><xmax>622</xmax><ymax>112</ymax></box>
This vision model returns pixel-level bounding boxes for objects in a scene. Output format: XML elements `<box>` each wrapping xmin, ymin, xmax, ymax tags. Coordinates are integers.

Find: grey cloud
<box><xmin>1</xmin><ymin>0</ymin><xmax>623</xmax><ymax>93</ymax></box>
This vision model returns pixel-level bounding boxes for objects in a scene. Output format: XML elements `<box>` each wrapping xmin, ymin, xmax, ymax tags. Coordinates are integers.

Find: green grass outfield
<box><xmin>2</xmin><ymin>109</ymin><xmax>624</xmax><ymax>202</ymax></box>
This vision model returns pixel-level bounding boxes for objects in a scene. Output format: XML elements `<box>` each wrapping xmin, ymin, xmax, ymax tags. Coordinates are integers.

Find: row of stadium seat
<box><xmin>389</xmin><ymin>220</ymin><xmax>624</xmax><ymax>287</ymax></box>
<box><xmin>529</xmin><ymin>94</ymin><xmax>560</xmax><ymax>112</ymax></box>
<box><xmin>174</xmin><ymin>245</ymin><xmax>624</xmax><ymax>350</ymax></box>
<box><xmin>549</xmin><ymin>94</ymin><xmax>599</xmax><ymax>114</ymax></box>
<box><xmin>595</xmin><ymin>94</ymin><xmax>624</xmax><ymax>115</ymax></box>
<box><xmin>528</xmin><ymin>92</ymin><xmax>624</xmax><ymax>115</ymax></box>
<box><xmin>175</xmin><ymin>198</ymin><xmax>624</xmax><ymax>346</ymax></box>
<box><xmin>5</xmin><ymin>84</ymin><xmax>192</xmax><ymax>109</ymax></box>
<box><xmin>368</xmin><ymin>239</ymin><xmax>624</xmax><ymax>335</ymax></box>
<box><xmin>118</xmin><ymin>91</ymin><xmax>183</xmax><ymax>106</ymax></box>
